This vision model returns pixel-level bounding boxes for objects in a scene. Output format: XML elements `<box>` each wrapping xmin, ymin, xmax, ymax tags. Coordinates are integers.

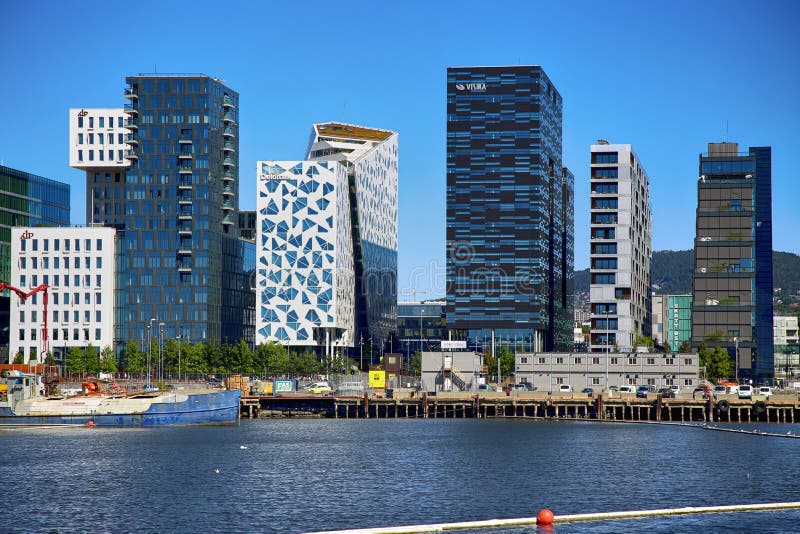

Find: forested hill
<box><xmin>574</xmin><ymin>250</ymin><xmax>800</xmax><ymax>311</ymax></box>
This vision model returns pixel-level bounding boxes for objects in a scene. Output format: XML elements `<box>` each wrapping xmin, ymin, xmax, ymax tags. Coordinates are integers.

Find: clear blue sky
<box><xmin>1</xmin><ymin>0</ymin><xmax>798</xmax><ymax>300</ymax></box>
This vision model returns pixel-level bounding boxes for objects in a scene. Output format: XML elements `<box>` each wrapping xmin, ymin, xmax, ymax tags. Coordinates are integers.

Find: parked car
<box><xmin>619</xmin><ymin>385</ymin><xmax>636</xmax><ymax>395</ymax></box>
<box><xmin>609</xmin><ymin>386</ymin><xmax>619</xmax><ymax>392</ymax></box>
<box><xmin>514</xmin><ymin>382</ymin><xmax>533</xmax><ymax>392</ymax></box>
<box><xmin>305</xmin><ymin>381</ymin><xmax>333</xmax><ymax>394</ymax></box>
<box><xmin>658</xmin><ymin>387</ymin><xmax>675</xmax><ymax>398</ymax></box>
<box><xmin>558</xmin><ymin>384</ymin><xmax>574</xmax><ymax>393</ymax></box>
<box><xmin>581</xmin><ymin>387</ymin><xmax>594</xmax><ymax>397</ymax></box>
<box><xmin>477</xmin><ymin>384</ymin><xmax>491</xmax><ymax>391</ymax></box>
<box><xmin>713</xmin><ymin>385</ymin><xmax>727</xmax><ymax>396</ymax></box>
<box><xmin>758</xmin><ymin>386</ymin><xmax>773</xmax><ymax>398</ymax></box>
<box><xmin>693</xmin><ymin>387</ymin><xmax>710</xmax><ymax>399</ymax></box>
<box><xmin>636</xmin><ymin>385</ymin><xmax>651</xmax><ymax>398</ymax></box>
<box><xmin>669</xmin><ymin>385</ymin><xmax>681</xmax><ymax>397</ymax></box>
<box><xmin>738</xmin><ymin>384</ymin><xmax>753</xmax><ymax>399</ymax></box>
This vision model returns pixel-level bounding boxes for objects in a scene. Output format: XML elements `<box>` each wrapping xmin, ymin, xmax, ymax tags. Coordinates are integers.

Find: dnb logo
<box><xmin>20</xmin><ymin>230</ymin><xmax>34</xmax><ymax>241</ymax></box>
<box><xmin>455</xmin><ymin>83</ymin><xmax>486</xmax><ymax>91</ymax></box>
<box><xmin>78</xmin><ymin>109</ymin><xmax>88</xmax><ymax>117</ymax></box>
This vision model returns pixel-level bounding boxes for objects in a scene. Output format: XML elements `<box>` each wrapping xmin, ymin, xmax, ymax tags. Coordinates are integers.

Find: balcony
<box><xmin>222</xmin><ymin>172</ymin><xmax>235</xmax><ymax>182</ymax></box>
<box><xmin>123</xmin><ymin>103</ymin><xmax>138</xmax><ymax>115</ymax></box>
<box><xmin>178</xmin><ymin>226</ymin><xmax>192</xmax><ymax>236</ymax></box>
<box><xmin>222</xmin><ymin>186</ymin><xmax>235</xmax><ymax>196</ymax></box>
<box><xmin>178</xmin><ymin>209</ymin><xmax>193</xmax><ymax>220</ymax></box>
<box><xmin>178</xmin><ymin>150</ymin><xmax>193</xmax><ymax>159</ymax></box>
<box><xmin>222</xmin><ymin>201</ymin><xmax>234</xmax><ymax>210</ymax></box>
<box><xmin>124</xmin><ymin>87</ymin><xmax>138</xmax><ymax>99</ymax></box>
<box><xmin>222</xmin><ymin>95</ymin><xmax>235</xmax><ymax>108</ymax></box>
<box><xmin>125</xmin><ymin>133</ymin><xmax>138</xmax><ymax>145</ymax></box>
<box><xmin>178</xmin><ymin>163</ymin><xmax>193</xmax><ymax>174</ymax></box>
<box><xmin>223</xmin><ymin>127</ymin><xmax>235</xmax><ymax>138</ymax></box>
<box><xmin>125</xmin><ymin>118</ymin><xmax>138</xmax><ymax>130</ymax></box>
<box><xmin>177</xmin><ymin>245</ymin><xmax>193</xmax><ymax>255</ymax></box>
<box><xmin>222</xmin><ymin>215</ymin><xmax>234</xmax><ymax>225</ymax></box>
<box><xmin>178</xmin><ymin>179</ymin><xmax>193</xmax><ymax>189</ymax></box>
<box><xmin>177</xmin><ymin>261</ymin><xmax>192</xmax><ymax>273</ymax></box>
<box><xmin>223</xmin><ymin>141</ymin><xmax>236</xmax><ymax>153</ymax></box>
<box><xmin>178</xmin><ymin>196</ymin><xmax>193</xmax><ymax>205</ymax></box>
<box><xmin>223</xmin><ymin>158</ymin><xmax>235</xmax><ymax>166</ymax></box>
<box><xmin>124</xmin><ymin>149</ymin><xmax>138</xmax><ymax>160</ymax></box>
<box><xmin>222</xmin><ymin>112</ymin><xmax>236</xmax><ymax>124</ymax></box>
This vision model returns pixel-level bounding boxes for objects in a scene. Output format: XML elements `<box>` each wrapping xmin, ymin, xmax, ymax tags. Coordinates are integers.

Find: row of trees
<box><xmin>109</xmin><ymin>340</ymin><xmax>358</xmax><ymax>378</ymax></box>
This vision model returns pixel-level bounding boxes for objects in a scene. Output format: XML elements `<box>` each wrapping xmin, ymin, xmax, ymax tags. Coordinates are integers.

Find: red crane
<box><xmin>0</xmin><ymin>282</ymin><xmax>50</xmax><ymax>359</ymax></box>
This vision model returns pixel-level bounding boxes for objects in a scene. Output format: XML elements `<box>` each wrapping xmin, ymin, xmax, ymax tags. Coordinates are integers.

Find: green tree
<box><xmin>182</xmin><ymin>343</ymin><xmax>208</xmax><ymax>375</ymax></box>
<box><xmin>230</xmin><ymin>340</ymin><xmax>254</xmax><ymax>374</ymax></box>
<box><xmin>44</xmin><ymin>353</ymin><xmax>56</xmax><ymax>366</ymax></box>
<box><xmin>13</xmin><ymin>350</ymin><xmax>24</xmax><ymax>364</ymax></box>
<box><xmin>66</xmin><ymin>346</ymin><xmax>85</xmax><ymax>375</ymax></box>
<box><xmin>163</xmin><ymin>338</ymin><xmax>179</xmax><ymax>375</ymax></box>
<box><xmin>84</xmin><ymin>345</ymin><xmax>100</xmax><ymax>375</ymax></box>
<box><xmin>124</xmin><ymin>341</ymin><xmax>144</xmax><ymax>374</ymax></box>
<box><xmin>484</xmin><ymin>352</ymin><xmax>497</xmax><ymax>382</ymax></box>
<box><xmin>678</xmin><ymin>340</ymin><xmax>692</xmax><ymax>354</ymax></box>
<box><xmin>498</xmin><ymin>346</ymin><xmax>515</xmax><ymax>379</ymax></box>
<box><xmin>293</xmin><ymin>350</ymin><xmax>322</xmax><ymax>375</ymax></box>
<box><xmin>698</xmin><ymin>342</ymin><xmax>734</xmax><ymax>382</ymax></box>
<box><xmin>100</xmin><ymin>346</ymin><xmax>118</xmax><ymax>374</ymax></box>
<box><xmin>634</xmin><ymin>335</ymin><xmax>655</xmax><ymax>351</ymax></box>
<box><xmin>409</xmin><ymin>351</ymin><xmax>421</xmax><ymax>375</ymax></box>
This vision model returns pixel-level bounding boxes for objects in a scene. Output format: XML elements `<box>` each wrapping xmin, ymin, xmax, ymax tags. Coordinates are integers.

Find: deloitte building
<box><xmin>257</xmin><ymin>123</ymin><xmax>398</xmax><ymax>358</ymax></box>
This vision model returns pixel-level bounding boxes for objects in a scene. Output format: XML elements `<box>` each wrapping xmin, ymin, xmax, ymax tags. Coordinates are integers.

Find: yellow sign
<box><xmin>369</xmin><ymin>370</ymin><xmax>386</xmax><ymax>389</ymax></box>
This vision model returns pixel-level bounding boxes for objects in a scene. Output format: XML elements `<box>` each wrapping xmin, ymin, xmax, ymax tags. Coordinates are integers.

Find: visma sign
<box><xmin>455</xmin><ymin>83</ymin><xmax>486</xmax><ymax>91</ymax></box>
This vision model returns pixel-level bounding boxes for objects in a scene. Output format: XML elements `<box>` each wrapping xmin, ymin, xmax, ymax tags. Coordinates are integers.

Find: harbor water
<box><xmin>2</xmin><ymin>419</ymin><xmax>799</xmax><ymax>533</ymax></box>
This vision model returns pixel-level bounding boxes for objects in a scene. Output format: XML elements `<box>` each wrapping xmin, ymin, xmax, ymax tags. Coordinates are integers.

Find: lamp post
<box><xmin>176</xmin><ymin>333</ymin><xmax>182</xmax><ymax>383</ymax></box>
<box><xmin>159</xmin><ymin>323</ymin><xmax>165</xmax><ymax>383</ymax></box>
<box><xmin>147</xmin><ymin>318</ymin><xmax>156</xmax><ymax>389</ymax></box>
<box><xmin>734</xmin><ymin>336</ymin><xmax>739</xmax><ymax>383</ymax></box>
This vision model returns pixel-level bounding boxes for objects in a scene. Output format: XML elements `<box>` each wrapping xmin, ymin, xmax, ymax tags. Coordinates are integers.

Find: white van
<box><xmin>558</xmin><ymin>384</ymin><xmax>573</xmax><ymax>393</ymax></box>
<box><xmin>618</xmin><ymin>385</ymin><xmax>636</xmax><ymax>395</ymax></box>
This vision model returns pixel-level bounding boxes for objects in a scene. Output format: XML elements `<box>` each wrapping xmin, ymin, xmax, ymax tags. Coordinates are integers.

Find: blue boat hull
<box><xmin>0</xmin><ymin>390</ymin><xmax>241</xmax><ymax>426</ymax></box>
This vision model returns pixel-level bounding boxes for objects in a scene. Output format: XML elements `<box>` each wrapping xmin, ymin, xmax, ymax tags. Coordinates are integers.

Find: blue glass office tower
<box><xmin>112</xmin><ymin>74</ymin><xmax>250</xmax><ymax>345</ymax></box>
<box><xmin>446</xmin><ymin>66</ymin><xmax>574</xmax><ymax>352</ymax></box>
<box><xmin>0</xmin><ymin>165</ymin><xmax>70</xmax><ymax>358</ymax></box>
<box><xmin>692</xmin><ymin>143</ymin><xmax>773</xmax><ymax>381</ymax></box>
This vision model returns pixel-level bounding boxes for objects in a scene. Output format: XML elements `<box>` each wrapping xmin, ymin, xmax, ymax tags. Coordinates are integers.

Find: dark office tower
<box><xmin>558</xmin><ymin>167</ymin><xmax>575</xmax><ymax>350</ymax></box>
<box><xmin>692</xmin><ymin>143</ymin><xmax>773</xmax><ymax>381</ymax></box>
<box><xmin>117</xmin><ymin>74</ymin><xmax>248</xmax><ymax>345</ymax></box>
<box><xmin>446</xmin><ymin>66</ymin><xmax>573</xmax><ymax>352</ymax></box>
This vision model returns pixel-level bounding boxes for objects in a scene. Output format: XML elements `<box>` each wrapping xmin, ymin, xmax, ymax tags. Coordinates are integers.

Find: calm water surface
<box><xmin>2</xmin><ymin>419</ymin><xmax>799</xmax><ymax>533</ymax></box>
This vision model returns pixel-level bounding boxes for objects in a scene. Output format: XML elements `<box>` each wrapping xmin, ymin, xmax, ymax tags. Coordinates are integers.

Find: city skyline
<box><xmin>1</xmin><ymin>1</ymin><xmax>798</xmax><ymax>300</ymax></box>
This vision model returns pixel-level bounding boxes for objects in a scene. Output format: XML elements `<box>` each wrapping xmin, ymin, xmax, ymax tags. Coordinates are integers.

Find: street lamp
<box><xmin>176</xmin><ymin>333</ymin><xmax>182</xmax><ymax>383</ymax></box>
<box><xmin>734</xmin><ymin>336</ymin><xmax>739</xmax><ymax>383</ymax></box>
<box><xmin>147</xmin><ymin>318</ymin><xmax>156</xmax><ymax>389</ymax></box>
<box><xmin>159</xmin><ymin>323</ymin><xmax>165</xmax><ymax>383</ymax></box>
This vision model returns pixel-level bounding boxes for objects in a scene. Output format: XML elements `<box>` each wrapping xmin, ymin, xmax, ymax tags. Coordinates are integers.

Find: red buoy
<box><xmin>86</xmin><ymin>421</ymin><xmax>95</xmax><ymax>428</ymax></box>
<box><xmin>537</xmin><ymin>509</ymin><xmax>554</xmax><ymax>526</ymax></box>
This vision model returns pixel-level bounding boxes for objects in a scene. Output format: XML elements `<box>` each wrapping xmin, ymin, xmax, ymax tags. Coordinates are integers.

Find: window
<box><xmin>592</xmin><ymin>357</ymin><xmax>600</xmax><ymax>365</ymax></box>
<box><xmin>73</xmin><ymin>311</ymin><xmax>79</xmax><ymax>322</ymax></box>
<box><xmin>32</xmin><ymin>239</ymin><xmax>38</xmax><ymax>251</ymax></box>
<box><xmin>574</xmin><ymin>358</ymin><xmax>582</xmax><ymax>364</ymax></box>
<box><xmin>95</xmin><ymin>293</ymin><xmax>102</xmax><ymax>305</ymax></box>
<box><xmin>592</xmin><ymin>152</ymin><xmax>618</xmax><ymax>164</ymax></box>
<box><xmin>96</xmin><ymin>239</ymin><xmax>102</xmax><ymax>251</ymax></box>
<box><xmin>31</xmin><ymin>329</ymin><xmax>37</xmax><ymax>341</ymax></box>
<box><xmin>78</xmin><ymin>133</ymin><xmax>84</xmax><ymax>144</ymax></box>
<box><xmin>96</xmin><ymin>257</ymin><xmax>102</xmax><ymax>269</ymax></box>
<box><xmin>78</xmin><ymin>115</ymin><xmax>83</xmax><ymax>128</ymax></box>
<box><xmin>520</xmin><ymin>357</ymin><xmax>528</xmax><ymax>364</ymax></box>
<box><xmin>95</xmin><ymin>310</ymin><xmax>101</xmax><ymax>322</ymax></box>
<box><xmin>592</xmin><ymin>273</ymin><xmax>615</xmax><ymax>284</ymax></box>
<box><xmin>610</xmin><ymin>358</ymin><xmax>619</xmax><ymax>365</ymax></box>
<box><xmin>684</xmin><ymin>358</ymin><xmax>692</xmax><ymax>365</ymax></box>
<box><xmin>538</xmin><ymin>357</ymin><xmax>546</xmax><ymax>364</ymax></box>
<box><xmin>646</xmin><ymin>358</ymin><xmax>655</xmax><ymax>365</ymax></box>
<box><xmin>89</xmin><ymin>133</ymin><xmax>94</xmax><ymax>144</ymax></box>
<box><xmin>19</xmin><ymin>274</ymin><xmax>26</xmax><ymax>286</ymax></box>
<box><xmin>19</xmin><ymin>311</ymin><xmax>25</xmax><ymax>322</ymax></box>
<box><xmin>84</xmin><ymin>311</ymin><xmax>90</xmax><ymax>323</ymax></box>
<box><xmin>84</xmin><ymin>293</ymin><xmax>90</xmax><ymax>305</ymax></box>
<box><xmin>99</xmin><ymin>117</ymin><xmax>104</xmax><ymax>128</ymax></box>
<box><xmin>628</xmin><ymin>358</ymin><xmax>637</xmax><ymax>365</ymax></box>
<box><xmin>53</xmin><ymin>329</ymin><xmax>59</xmax><ymax>341</ymax></box>
<box><xmin>73</xmin><ymin>329</ymin><xmax>79</xmax><ymax>341</ymax></box>
<box><xmin>53</xmin><ymin>310</ymin><xmax>59</xmax><ymax>322</ymax></box>
<box><xmin>95</xmin><ymin>328</ymin><xmax>102</xmax><ymax>340</ymax></box>
<box><xmin>89</xmin><ymin>116</ymin><xmax>93</xmax><ymax>128</ymax></box>
<box><xmin>592</xmin><ymin>377</ymin><xmax>600</xmax><ymax>385</ymax></box>
<box><xmin>683</xmin><ymin>379</ymin><xmax>693</xmax><ymax>386</ymax></box>
<box><xmin>85</xmin><ymin>239</ymin><xmax>91</xmax><ymax>251</ymax></box>
<box><xmin>555</xmin><ymin>377</ymin><xmax>564</xmax><ymax>385</ymax></box>
<box><xmin>78</xmin><ymin>150</ymin><xmax>83</xmax><ymax>162</ymax></box>
<box><xmin>98</xmin><ymin>133</ymin><xmax>104</xmax><ymax>144</ymax></box>
<box><xmin>665</xmin><ymin>358</ymin><xmax>675</xmax><ymax>365</ymax></box>
<box><xmin>556</xmin><ymin>357</ymin><xmax>564</xmax><ymax>364</ymax></box>
<box><xmin>95</xmin><ymin>275</ymin><xmax>101</xmax><ymax>286</ymax></box>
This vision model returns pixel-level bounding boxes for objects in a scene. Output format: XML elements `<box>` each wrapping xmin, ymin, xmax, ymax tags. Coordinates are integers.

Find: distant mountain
<box><xmin>574</xmin><ymin>250</ymin><xmax>800</xmax><ymax>312</ymax></box>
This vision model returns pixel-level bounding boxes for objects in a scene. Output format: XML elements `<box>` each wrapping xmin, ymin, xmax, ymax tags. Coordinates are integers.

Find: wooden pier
<box><xmin>240</xmin><ymin>392</ymin><xmax>800</xmax><ymax>423</ymax></box>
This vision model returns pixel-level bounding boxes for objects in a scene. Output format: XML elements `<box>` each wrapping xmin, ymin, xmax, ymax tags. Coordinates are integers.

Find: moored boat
<box><xmin>0</xmin><ymin>372</ymin><xmax>241</xmax><ymax>426</ymax></box>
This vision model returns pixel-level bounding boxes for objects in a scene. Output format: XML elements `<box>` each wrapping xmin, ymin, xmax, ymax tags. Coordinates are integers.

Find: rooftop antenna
<box><xmin>724</xmin><ymin>120</ymin><xmax>728</xmax><ymax>143</ymax></box>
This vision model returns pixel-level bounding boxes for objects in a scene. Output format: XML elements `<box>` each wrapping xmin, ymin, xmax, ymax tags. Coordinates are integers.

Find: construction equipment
<box><xmin>0</xmin><ymin>282</ymin><xmax>50</xmax><ymax>359</ymax></box>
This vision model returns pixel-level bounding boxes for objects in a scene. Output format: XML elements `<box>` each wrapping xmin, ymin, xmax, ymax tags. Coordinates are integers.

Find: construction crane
<box><xmin>0</xmin><ymin>282</ymin><xmax>50</xmax><ymax>359</ymax></box>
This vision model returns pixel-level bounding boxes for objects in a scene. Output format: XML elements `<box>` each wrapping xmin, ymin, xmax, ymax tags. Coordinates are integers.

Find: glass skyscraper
<box><xmin>0</xmin><ymin>165</ymin><xmax>70</xmax><ymax>358</ymax></box>
<box><xmin>109</xmin><ymin>74</ymin><xmax>250</xmax><ymax>345</ymax></box>
<box><xmin>692</xmin><ymin>143</ymin><xmax>773</xmax><ymax>380</ymax></box>
<box><xmin>446</xmin><ymin>65</ymin><xmax>574</xmax><ymax>352</ymax></box>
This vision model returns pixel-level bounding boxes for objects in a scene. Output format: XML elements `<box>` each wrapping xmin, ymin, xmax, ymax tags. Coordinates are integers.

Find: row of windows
<box><xmin>78</xmin><ymin>133</ymin><xmax>126</xmax><ymax>145</ymax></box>
<box><xmin>529</xmin><ymin>356</ymin><xmax>694</xmax><ymax>366</ymax></box>
<box><xmin>77</xmin><ymin>116</ymin><xmax>123</xmax><ymax>129</ymax></box>
<box><xmin>20</xmin><ymin>238</ymin><xmax>104</xmax><ymax>252</ymax></box>
<box><xmin>76</xmin><ymin>149</ymin><xmax>124</xmax><ymax>163</ymax></box>
<box><xmin>20</xmin><ymin>328</ymin><xmax>103</xmax><ymax>342</ymax></box>
<box><xmin>19</xmin><ymin>274</ymin><xmax>102</xmax><ymax>288</ymax></box>
<box><xmin>17</xmin><ymin>291</ymin><xmax>101</xmax><ymax>306</ymax></box>
<box><xmin>20</xmin><ymin>256</ymin><xmax>102</xmax><ymax>270</ymax></box>
<box><xmin>20</xmin><ymin>310</ymin><xmax>102</xmax><ymax>324</ymax></box>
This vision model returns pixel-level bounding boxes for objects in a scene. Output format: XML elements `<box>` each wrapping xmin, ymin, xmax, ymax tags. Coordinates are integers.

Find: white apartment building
<box><xmin>589</xmin><ymin>141</ymin><xmax>652</xmax><ymax>353</ymax></box>
<box><xmin>69</xmin><ymin>108</ymin><xmax>132</xmax><ymax>169</ymax></box>
<box><xmin>774</xmin><ymin>316</ymin><xmax>799</xmax><ymax>346</ymax></box>
<box><xmin>10</xmin><ymin>227</ymin><xmax>116</xmax><ymax>363</ymax></box>
<box><xmin>255</xmin><ymin>160</ymin><xmax>355</xmax><ymax>353</ymax></box>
